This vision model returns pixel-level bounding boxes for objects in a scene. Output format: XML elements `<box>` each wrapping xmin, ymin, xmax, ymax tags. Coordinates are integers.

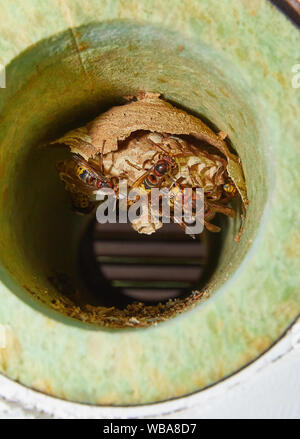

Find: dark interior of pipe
<box><xmin>78</xmin><ymin>220</ymin><xmax>224</xmax><ymax>309</ymax></box>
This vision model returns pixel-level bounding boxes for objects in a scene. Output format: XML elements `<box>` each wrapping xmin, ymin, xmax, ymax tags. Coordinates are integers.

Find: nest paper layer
<box><xmin>53</xmin><ymin>93</ymin><xmax>247</xmax><ymax>204</ymax></box>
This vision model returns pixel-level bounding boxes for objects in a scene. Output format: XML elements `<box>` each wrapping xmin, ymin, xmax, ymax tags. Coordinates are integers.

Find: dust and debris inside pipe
<box><xmin>0</xmin><ymin>22</ymin><xmax>267</xmax><ymax>329</ymax></box>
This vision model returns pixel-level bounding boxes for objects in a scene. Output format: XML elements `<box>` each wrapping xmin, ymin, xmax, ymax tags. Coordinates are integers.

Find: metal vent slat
<box><xmin>81</xmin><ymin>222</ymin><xmax>208</xmax><ymax>305</ymax></box>
<box><xmin>100</xmin><ymin>264</ymin><xmax>203</xmax><ymax>282</ymax></box>
<box><xmin>93</xmin><ymin>241</ymin><xmax>205</xmax><ymax>258</ymax></box>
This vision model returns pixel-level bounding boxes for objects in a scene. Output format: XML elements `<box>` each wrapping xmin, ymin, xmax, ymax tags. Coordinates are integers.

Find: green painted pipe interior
<box><xmin>0</xmin><ymin>0</ymin><xmax>299</xmax><ymax>405</ymax></box>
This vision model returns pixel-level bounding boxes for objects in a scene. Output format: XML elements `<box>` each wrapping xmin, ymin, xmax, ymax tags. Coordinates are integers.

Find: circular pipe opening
<box><xmin>0</xmin><ymin>22</ymin><xmax>268</xmax><ymax>328</ymax></box>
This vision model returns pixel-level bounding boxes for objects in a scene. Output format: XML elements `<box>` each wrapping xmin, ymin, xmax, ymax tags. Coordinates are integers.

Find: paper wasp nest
<box><xmin>54</xmin><ymin>92</ymin><xmax>248</xmax><ymax>240</ymax></box>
